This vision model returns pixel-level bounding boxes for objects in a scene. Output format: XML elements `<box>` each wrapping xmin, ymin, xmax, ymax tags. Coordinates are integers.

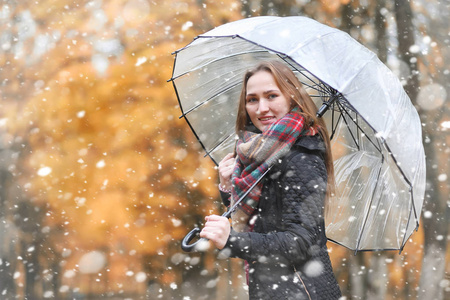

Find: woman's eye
<box><xmin>268</xmin><ymin>94</ymin><xmax>278</xmax><ymax>99</ymax></box>
<box><xmin>247</xmin><ymin>97</ymin><xmax>257</xmax><ymax>103</ymax></box>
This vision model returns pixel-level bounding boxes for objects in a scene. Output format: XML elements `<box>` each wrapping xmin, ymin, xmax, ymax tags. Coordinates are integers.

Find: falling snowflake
<box><xmin>171</xmin><ymin>218</ymin><xmax>182</xmax><ymax>227</ymax></box>
<box><xmin>437</xmin><ymin>174</ymin><xmax>447</xmax><ymax>182</ymax></box>
<box><xmin>304</xmin><ymin>260</ymin><xmax>324</xmax><ymax>277</ymax></box>
<box><xmin>182</xmin><ymin>21</ymin><xmax>193</xmax><ymax>31</ymax></box>
<box><xmin>96</xmin><ymin>159</ymin><xmax>105</xmax><ymax>168</ymax></box>
<box><xmin>43</xmin><ymin>291</ymin><xmax>54</xmax><ymax>298</ymax></box>
<box><xmin>37</xmin><ymin>166</ymin><xmax>52</xmax><ymax>177</ymax></box>
<box><xmin>135</xmin><ymin>57</ymin><xmax>147</xmax><ymax>66</ymax></box>
<box><xmin>135</xmin><ymin>272</ymin><xmax>147</xmax><ymax>283</ymax></box>
<box><xmin>78</xmin><ymin>251</ymin><xmax>106</xmax><ymax>274</ymax></box>
<box><xmin>423</xmin><ymin>211</ymin><xmax>432</xmax><ymax>218</ymax></box>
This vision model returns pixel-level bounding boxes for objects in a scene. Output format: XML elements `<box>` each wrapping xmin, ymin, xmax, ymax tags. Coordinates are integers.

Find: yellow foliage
<box><xmin>319</xmin><ymin>0</ymin><xmax>351</xmax><ymax>14</ymax></box>
<box><xmin>1</xmin><ymin>2</ymin><xmax>243</xmax><ymax>294</ymax></box>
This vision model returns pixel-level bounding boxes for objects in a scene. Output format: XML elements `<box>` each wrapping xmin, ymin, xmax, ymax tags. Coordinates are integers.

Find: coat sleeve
<box><xmin>220</xmin><ymin>190</ymin><xmax>231</xmax><ymax>207</ymax></box>
<box><xmin>222</xmin><ymin>151</ymin><xmax>327</xmax><ymax>266</ymax></box>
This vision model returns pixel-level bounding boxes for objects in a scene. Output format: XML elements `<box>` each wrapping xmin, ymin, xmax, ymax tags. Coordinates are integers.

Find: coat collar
<box><xmin>294</xmin><ymin>134</ymin><xmax>326</xmax><ymax>154</ymax></box>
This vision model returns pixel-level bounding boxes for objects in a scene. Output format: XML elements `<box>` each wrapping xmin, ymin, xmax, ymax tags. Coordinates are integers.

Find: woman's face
<box><xmin>245</xmin><ymin>71</ymin><xmax>291</xmax><ymax>132</ymax></box>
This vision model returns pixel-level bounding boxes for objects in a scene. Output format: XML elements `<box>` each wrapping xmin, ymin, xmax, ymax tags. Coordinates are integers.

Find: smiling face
<box><xmin>245</xmin><ymin>71</ymin><xmax>291</xmax><ymax>132</ymax></box>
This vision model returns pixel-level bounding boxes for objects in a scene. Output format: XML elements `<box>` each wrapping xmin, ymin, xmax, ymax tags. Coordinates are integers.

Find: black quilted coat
<box><xmin>221</xmin><ymin>135</ymin><xmax>342</xmax><ymax>300</ymax></box>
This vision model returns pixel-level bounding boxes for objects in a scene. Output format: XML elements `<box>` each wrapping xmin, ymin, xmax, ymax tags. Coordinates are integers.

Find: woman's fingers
<box><xmin>220</xmin><ymin>152</ymin><xmax>234</xmax><ymax>162</ymax></box>
<box><xmin>218</xmin><ymin>153</ymin><xmax>237</xmax><ymax>190</ymax></box>
<box><xmin>206</xmin><ymin>214</ymin><xmax>225</xmax><ymax>221</ymax></box>
<box><xmin>219</xmin><ymin>153</ymin><xmax>236</xmax><ymax>169</ymax></box>
<box><xmin>200</xmin><ymin>215</ymin><xmax>231</xmax><ymax>249</ymax></box>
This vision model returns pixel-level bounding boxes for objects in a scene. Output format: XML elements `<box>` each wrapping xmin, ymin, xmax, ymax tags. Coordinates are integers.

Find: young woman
<box><xmin>200</xmin><ymin>61</ymin><xmax>342</xmax><ymax>300</ymax></box>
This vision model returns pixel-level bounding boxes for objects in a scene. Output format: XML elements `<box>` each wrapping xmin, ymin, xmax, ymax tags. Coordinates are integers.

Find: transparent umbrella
<box><xmin>169</xmin><ymin>16</ymin><xmax>426</xmax><ymax>253</ymax></box>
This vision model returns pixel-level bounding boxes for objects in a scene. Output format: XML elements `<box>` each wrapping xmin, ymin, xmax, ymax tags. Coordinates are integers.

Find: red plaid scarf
<box><xmin>230</xmin><ymin>107</ymin><xmax>318</xmax><ymax>232</ymax></box>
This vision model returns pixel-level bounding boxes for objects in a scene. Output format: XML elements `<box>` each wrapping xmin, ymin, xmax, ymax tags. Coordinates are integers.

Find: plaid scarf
<box><xmin>230</xmin><ymin>107</ymin><xmax>318</xmax><ymax>232</ymax></box>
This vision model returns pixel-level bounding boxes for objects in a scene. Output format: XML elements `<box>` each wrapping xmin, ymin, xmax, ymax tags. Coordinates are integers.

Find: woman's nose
<box><xmin>257</xmin><ymin>99</ymin><xmax>269</xmax><ymax>114</ymax></box>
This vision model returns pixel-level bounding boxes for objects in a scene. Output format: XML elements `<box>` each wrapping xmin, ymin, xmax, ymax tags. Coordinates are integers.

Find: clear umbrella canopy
<box><xmin>170</xmin><ymin>16</ymin><xmax>426</xmax><ymax>253</ymax></box>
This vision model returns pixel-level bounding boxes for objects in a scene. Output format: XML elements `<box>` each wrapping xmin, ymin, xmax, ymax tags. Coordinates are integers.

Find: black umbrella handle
<box><xmin>181</xmin><ymin>227</ymin><xmax>206</xmax><ymax>252</ymax></box>
<box><xmin>181</xmin><ymin>211</ymin><xmax>230</xmax><ymax>252</ymax></box>
<box><xmin>181</xmin><ymin>167</ymin><xmax>271</xmax><ymax>253</ymax></box>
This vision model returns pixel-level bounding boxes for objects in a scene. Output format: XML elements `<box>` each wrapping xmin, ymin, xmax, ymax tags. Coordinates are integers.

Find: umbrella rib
<box><xmin>330</xmin><ymin>103</ymin><xmax>336</xmax><ymax>140</ymax></box>
<box><xmin>356</xmin><ymin>114</ymin><xmax>360</xmax><ymax>148</ymax></box>
<box><xmin>279</xmin><ymin>56</ymin><xmax>330</xmax><ymax>95</ymax></box>
<box><xmin>297</xmin><ymin>80</ymin><xmax>327</xmax><ymax>94</ymax></box>
<box><xmin>203</xmin><ymin>132</ymin><xmax>236</xmax><ymax>159</ymax></box>
<box><xmin>399</xmin><ymin>208</ymin><xmax>416</xmax><ymax>254</ymax></box>
<box><xmin>336</xmin><ymin>103</ymin><xmax>360</xmax><ymax>151</ymax></box>
<box><xmin>354</xmin><ymin>156</ymin><xmax>385</xmax><ymax>254</ymax></box>
<box><xmin>328</xmin><ymin>237</ymin><xmax>401</xmax><ymax>253</ymax></box>
<box><xmin>170</xmin><ymin>49</ymin><xmax>271</xmax><ymax>81</ymax></box>
<box><xmin>337</xmin><ymin>101</ymin><xmax>382</xmax><ymax>153</ymax></box>
<box><xmin>381</xmin><ymin>142</ymin><xmax>418</xmax><ymax>227</ymax></box>
<box><xmin>179</xmin><ymin>81</ymin><xmax>241</xmax><ymax>119</ymax></box>
<box><xmin>330</xmin><ymin>103</ymin><xmax>342</xmax><ymax>141</ymax></box>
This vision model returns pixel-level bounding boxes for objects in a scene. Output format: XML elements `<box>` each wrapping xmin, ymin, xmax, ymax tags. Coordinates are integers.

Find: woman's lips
<box><xmin>258</xmin><ymin>116</ymin><xmax>275</xmax><ymax>124</ymax></box>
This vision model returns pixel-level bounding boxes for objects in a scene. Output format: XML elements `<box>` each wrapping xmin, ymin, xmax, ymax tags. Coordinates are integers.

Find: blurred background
<box><xmin>0</xmin><ymin>0</ymin><xmax>448</xmax><ymax>299</ymax></box>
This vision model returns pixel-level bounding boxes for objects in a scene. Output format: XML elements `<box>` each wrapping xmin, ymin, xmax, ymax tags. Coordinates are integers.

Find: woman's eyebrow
<box><xmin>263</xmin><ymin>89</ymin><xmax>279</xmax><ymax>94</ymax></box>
<box><xmin>246</xmin><ymin>89</ymin><xmax>279</xmax><ymax>96</ymax></box>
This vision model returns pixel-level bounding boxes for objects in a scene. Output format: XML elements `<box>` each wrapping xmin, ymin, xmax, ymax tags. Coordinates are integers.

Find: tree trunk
<box><xmin>241</xmin><ymin>0</ymin><xmax>253</xmax><ymax>18</ymax></box>
<box><xmin>260</xmin><ymin>0</ymin><xmax>272</xmax><ymax>15</ymax></box>
<box><xmin>367</xmin><ymin>253</ymin><xmax>388</xmax><ymax>300</ymax></box>
<box><xmin>51</xmin><ymin>258</ymin><xmax>62</xmax><ymax>299</ymax></box>
<box><xmin>349</xmin><ymin>253</ymin><xmax>368</xmax><ymax>299</ymax></box>
<box><xmin>340</xmin><ymin>2</ymin><xmax>353</xmax><ymax>34</ymax></box>
<box><xmin>393</xmin><ymin>0</ymin><xmax>448</xmax><ymax>299</ymax></box>
<box><xmin>369</xmin><ymin>10</ymin><xmax>389</xmax><ymax>297</ymax></box>
<box><xmin>393</xmin><ymin>0</ymin><xmax>419</xmax><ymax>101</ymax></box>
<box><xmin>0</xmin><ymin>221</ymin><xmax>18</xmax><ymax>299</ymax></box>
<box><xmin>417</xmin><ymin>126</ymin><xmax>448</xmax><ymax>300</ymax></box>
<box><xmin>0</xmin><ymin>143</ymin><xmax>18</xmax><ymax>298</ymax></box>
<box><xmin>375</xmin><ymin>0</ymin><xmax>387</xmax><ymax>63</ymax></box>
<box><xmin>23</xmin><ymin>239</ymin><xmax>41</xmax><ymax>299</ymax></box>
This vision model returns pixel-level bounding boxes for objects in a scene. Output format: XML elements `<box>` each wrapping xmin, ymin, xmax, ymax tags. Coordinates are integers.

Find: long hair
<box><xmin>235</xmin><ymin>60</ymin><xmax>335</xmax><ymax>201</ymax></box>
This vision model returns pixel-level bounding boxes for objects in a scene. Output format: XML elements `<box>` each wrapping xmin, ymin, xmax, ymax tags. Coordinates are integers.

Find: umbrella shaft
<box><xmin>223</xmin><ymin>167</ymin><xmax>272</xmax><ymax>219</ymax></box>
<box><xmin>317</xmin><ymin>92</ymin><xmax>340</xmax><ymax>118</ymax></box>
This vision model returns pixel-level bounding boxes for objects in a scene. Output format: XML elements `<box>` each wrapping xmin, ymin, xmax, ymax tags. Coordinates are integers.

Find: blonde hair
<box><xmin>236</xmin><ymin>60</ymin><xmax>335</xmax><ymax>199</ymax></box>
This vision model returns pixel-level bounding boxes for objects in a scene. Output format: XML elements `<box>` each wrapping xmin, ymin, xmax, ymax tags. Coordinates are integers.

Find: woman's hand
<box><xmin>199</xmin><ymin>215</ymin><xmax>231</xmax><ymax>250</ymax></box>
<box><xmin>218</xmin><ymin>153</ymin><xmax>236</xmax><ymax>191</ymax></box>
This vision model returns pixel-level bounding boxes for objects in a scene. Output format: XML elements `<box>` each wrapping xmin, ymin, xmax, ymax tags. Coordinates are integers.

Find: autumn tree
<box><xmin>1</xmin><ymin>0</ymin><xmax>242</xmax><ymax>298</ymax></box>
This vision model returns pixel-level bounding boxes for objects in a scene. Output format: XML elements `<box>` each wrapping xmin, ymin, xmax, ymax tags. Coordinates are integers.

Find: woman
<box><xmin>200</xmin><ymin>61</ymin><xmax>342</xmax><ymax>300</ymax></box>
